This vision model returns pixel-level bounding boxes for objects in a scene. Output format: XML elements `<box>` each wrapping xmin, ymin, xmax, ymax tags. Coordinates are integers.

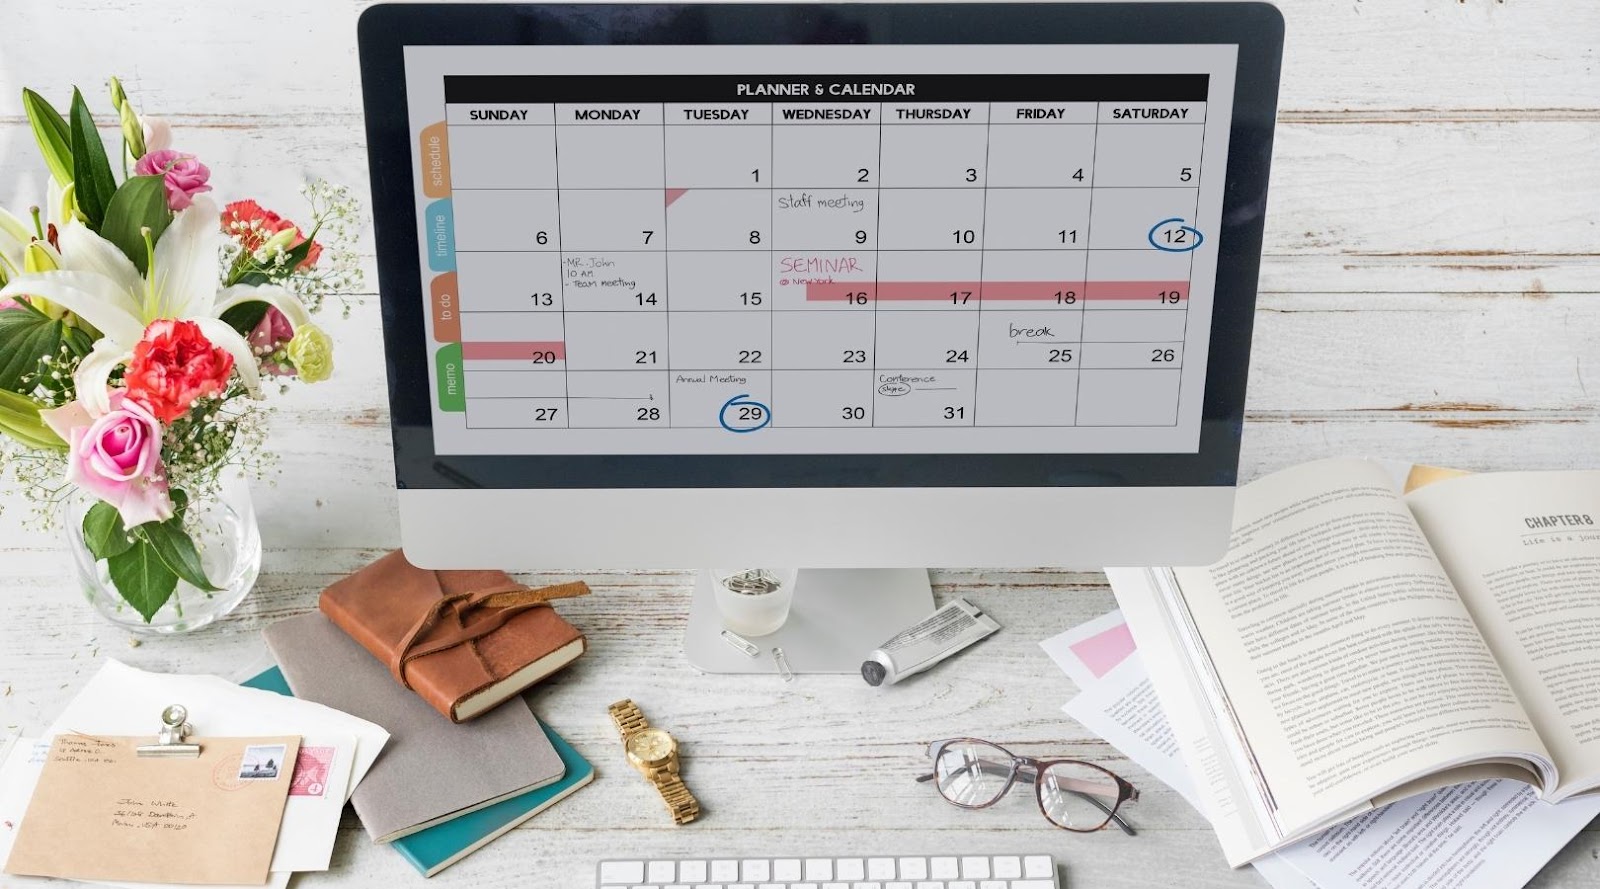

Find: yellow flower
<box><xmin>286</xmin><ymin>323</ymin><xmax>334</xmax><ymax>383</ymax></box>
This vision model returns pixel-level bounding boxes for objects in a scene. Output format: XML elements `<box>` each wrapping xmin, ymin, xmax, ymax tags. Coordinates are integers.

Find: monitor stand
<box><xmin>684</xmin><ymin>569</ymin><xmax>935</xmax><ymax>675</ymax></box>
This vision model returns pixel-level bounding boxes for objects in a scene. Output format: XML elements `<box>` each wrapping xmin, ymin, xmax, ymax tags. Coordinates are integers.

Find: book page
<box><xmin>1169</xmin><ymin>458</ymin><xmax>1547</xmax><ymax>839</ymax></box>
<box><xmin>1407</xmin><ymin>470</ymin><xmax>1600</xmax><ymax>797</ymax></box>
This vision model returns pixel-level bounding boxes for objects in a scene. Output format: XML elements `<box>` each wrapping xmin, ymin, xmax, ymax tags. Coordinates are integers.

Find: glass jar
<box><xmin>63</xmin><ymin>480</ymin><xmax>261</xmax><ymax>634</ymax></box>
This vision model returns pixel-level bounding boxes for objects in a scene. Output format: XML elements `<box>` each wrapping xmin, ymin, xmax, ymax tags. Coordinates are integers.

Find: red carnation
<box><xmin>220</xmin><ymin>199</ymin><xmax>322</xmax><ymax>269</ymax></box>
<box><xmin>124</xmin><ymin>320</ymin><xmax>235</xmax><ymax>422</ymax></box>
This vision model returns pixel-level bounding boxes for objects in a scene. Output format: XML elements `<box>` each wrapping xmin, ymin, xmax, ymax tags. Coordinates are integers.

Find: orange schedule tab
<box><xmin>419</xmin><ymin>121</ymin><xmax>450</xmax><ymax>198</ymax></box>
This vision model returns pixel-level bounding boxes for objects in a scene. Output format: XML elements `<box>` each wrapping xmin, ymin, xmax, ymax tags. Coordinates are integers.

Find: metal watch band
<box><xmin>608</xmin><ymin>699</ymin><xmax>649</xmax><ymax>740</ymax></box>
<box><xmin>656</xmin><ymin>774</ymin><xmax>700</xmax><ymax>825</ymax></box>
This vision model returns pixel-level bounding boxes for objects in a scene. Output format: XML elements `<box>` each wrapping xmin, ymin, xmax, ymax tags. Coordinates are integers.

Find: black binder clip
<box><xmin>135</xmin><ymin>704</ymin><xmax>201</xmax><ymax>758</ymax></box>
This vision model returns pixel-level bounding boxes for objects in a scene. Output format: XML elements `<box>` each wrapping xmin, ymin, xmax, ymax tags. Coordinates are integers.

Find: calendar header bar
<box><xmin>443</xmin><ymin>73</ymin><xmax>1208</xmax><ymax>104</ymax></box>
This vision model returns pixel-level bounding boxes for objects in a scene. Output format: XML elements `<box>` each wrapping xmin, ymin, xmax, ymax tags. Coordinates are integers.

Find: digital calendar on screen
<box><xmin>402</xmin><ymin>44</ymin><xmax>1236</xmax><ymax>455</ymax></box>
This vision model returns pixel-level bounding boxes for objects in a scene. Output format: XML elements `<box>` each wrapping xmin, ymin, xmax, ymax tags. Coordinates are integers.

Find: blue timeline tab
<box><xmin>424</xmin><ymin>199</ymin><xmax>455</xmax><ymax>272</ymax></box>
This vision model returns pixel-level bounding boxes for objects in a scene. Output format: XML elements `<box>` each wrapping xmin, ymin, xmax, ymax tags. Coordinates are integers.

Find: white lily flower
<box><xmin>0</xmin><ymin>195</ymin><xmax>314</xmax><ymax>416</ymax></box>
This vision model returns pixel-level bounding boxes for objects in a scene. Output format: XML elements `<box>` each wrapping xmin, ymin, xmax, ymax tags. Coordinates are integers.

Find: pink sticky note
<box><xmin>1068</xmin><ymin>623</ymin><xmax>1136</xmax><ymax>678</ymax></box>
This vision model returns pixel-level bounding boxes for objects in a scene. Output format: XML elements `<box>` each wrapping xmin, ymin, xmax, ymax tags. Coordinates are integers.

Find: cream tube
<box><xmin>860</xmin><ymin>598</ymin><xmax>1001</xmax><ymax>687</ymax></box>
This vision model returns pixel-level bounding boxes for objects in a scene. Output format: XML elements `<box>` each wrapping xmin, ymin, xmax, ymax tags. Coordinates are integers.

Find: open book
<box><xmin>1114</xmin><ymin>458</ymin><xmax>1600</xmax><ymax>866</ymax></box>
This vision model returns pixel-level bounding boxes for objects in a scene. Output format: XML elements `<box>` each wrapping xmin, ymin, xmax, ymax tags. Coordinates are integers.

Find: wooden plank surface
<box><xmin>2</xmin><ymin>2</ymin><xmax>1598</xmax><ymax>887</ymax></box>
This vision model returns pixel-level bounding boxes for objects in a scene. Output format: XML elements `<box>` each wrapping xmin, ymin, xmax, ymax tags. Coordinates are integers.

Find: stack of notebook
<box><xmin>256</xmin><ymin>610</ymin><xmax>594</xmax><ymax>877</ymax></box>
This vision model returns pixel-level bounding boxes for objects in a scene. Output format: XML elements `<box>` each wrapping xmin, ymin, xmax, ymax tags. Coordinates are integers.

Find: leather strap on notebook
<box><xmin>389</xmin><ymin>580</ymin><xmax>591</xmax><ymax>689</ymax></box>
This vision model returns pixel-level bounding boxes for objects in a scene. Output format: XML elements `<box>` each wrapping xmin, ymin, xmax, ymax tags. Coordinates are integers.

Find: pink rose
<box><xmin>248</xmin><ymin>307</ymin><xmax>297</xmax><ymax>377</ymax></box>
<box><xmin>133</xmin><ymin>148</ymin><xmax>212</xmax><ymax>211</ymax></box>
<box><xmin>42</xmin><ymin>392</ymin><xmax>174</xmax><ymax>528</ymax></box>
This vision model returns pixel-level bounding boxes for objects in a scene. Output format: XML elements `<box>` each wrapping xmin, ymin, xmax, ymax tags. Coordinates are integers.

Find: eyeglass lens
<box><xmin>1038</xmin><ymin>761</ymin><xmax>1122</xmax><ymax>830</ymax></box>
<box><xmin>932</xmin><ymin>740</ymin><xmax>1015</xmax><ymax>807</ymax></box>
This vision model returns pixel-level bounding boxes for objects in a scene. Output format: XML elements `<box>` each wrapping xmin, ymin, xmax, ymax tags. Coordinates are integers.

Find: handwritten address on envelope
<box><xmin>3</xmin><ymin>734</ymin><xmax>299</xmax><ymax>886</ymax></box>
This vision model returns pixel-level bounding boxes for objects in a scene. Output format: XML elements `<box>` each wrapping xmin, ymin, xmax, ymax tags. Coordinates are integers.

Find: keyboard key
<box><xmin>851</xmin><ymin>883</ymin><xmax>883</xmax><ymax>889</ymax></box>
<box><xmin>1023</xmin><ymin>855</ymin><xmax>1053</xmax><ymax>878</ymax></box>
<box><xmin>823</xmin><ymin>883</ymin><xmax>849</xmax><ymax>889</ymax></box>
<box><xmin>898</xmin><ymin>858</ymin><xmax>928</xmax><ymax>880</ymax></box>
<box><xmin>837</xmin><ymin>859</ymin><xmax>866</xmax><ymax>880</ymax></box>
<box><xmin>886</xmin><ymin>882</ymin><xmax>912</xmax><ymax>889</ymax></box>
<box><xmin>806</xmin><ymin>859</ymin><xmax>835</xmax><ymax>881</ymax></box>
<box><xmin>648</xmin><ymin>861</ymin><xmax>676</xmax><ymax>883</ymax></box>
<box><xmin>743</xmin><ymin>860</ymin><xmax>771</xmax><ymax>881</ymax></box>
<box><xmin>915</xmin><ymin>882</ymin><xmax>945</xmax><ymax>889</ymax></box>
<box><xmin>599</xmin><ymin>861</ymin><xmax>645</xmax><ymax>884</ymax></box>
<box><xmin>712</xmin><ymin>860</ymin><xmax>741</xmax><ymax>882</ymax></box>
<box><xmin>930</xmin><ymin>857</ymin><xmax>960</xmax><ymax>879</ymax></box>
<box><xmin>868</xmin><ymin>858</ymin><xmax>897</xmax><ymax>879</ymax></box>
<box><xmin>775</xmin><ymin>860</ymin><xmax>803</xmax><ymax>881</ymax></box>
<box><xmin>1014</xmin><ymin>882</ymin><xmax>1058</xmax><ymax>889</ymax></box>
<box><xmin>960</xmin><ymin>857</ymin><xmax>991</xmax><ymax>879</ymax></box>
<box><xmin>981</xmin><ymin>881</ymin><xmax>1009</xmax><ymax>889</ymax></box>
<box><xmin>680</xmin><ymin>861</ymin><xmax>708</xmax><ymax>883</ymax></box>
<box><xmin>949</xmin><ymin>881</ymin><xmax>977</xmax><ymax>889</ymax></box>
<box><xmin>992</xmin><ymin>856</ymin><xmax>1021</xmax><ymax>879</ymax></box>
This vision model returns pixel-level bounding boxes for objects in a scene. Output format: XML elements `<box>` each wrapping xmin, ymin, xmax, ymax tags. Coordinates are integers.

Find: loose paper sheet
<box><xmin>4</xmin><ymin>735</ymin><xmax>299</xmax><ymax>886</ymax></box>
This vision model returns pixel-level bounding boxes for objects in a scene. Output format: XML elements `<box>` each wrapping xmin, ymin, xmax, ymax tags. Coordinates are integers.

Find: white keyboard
<box><xmin>596</xmin><ymin>853</ymin><xmax>1060</xmax><ymax>888</ymax></box>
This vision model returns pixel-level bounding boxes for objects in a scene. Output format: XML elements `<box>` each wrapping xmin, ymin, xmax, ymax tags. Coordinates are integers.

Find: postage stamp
<box><xmin>289</xmin><ymin>746</ymin><xmax>334</xmax><ymax>798</ymax></box>
<box><xmin>237</xmin><ymin>744</ymin><xmax>287</xmax><ymax>781</ymax></box>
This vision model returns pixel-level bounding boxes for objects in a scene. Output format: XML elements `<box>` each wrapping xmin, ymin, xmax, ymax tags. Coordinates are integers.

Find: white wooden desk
<box><xmin>2</xmin><ymin>2</ymin><xmax>1597</xmax><ymax>886</ymax></box>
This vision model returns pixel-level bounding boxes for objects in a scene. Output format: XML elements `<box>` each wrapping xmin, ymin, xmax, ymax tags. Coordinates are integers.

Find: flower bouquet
<box><xmin>0</xmin><ymin>78</ymin><xmax>360</xmax><ymax>627</ymax></box>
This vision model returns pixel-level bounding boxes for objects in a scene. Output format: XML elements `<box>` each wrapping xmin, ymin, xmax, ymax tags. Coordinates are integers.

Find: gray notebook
<box><xmin>264</xmin><ymin>612</ymin><xmax>566</xmax><ymax>843</ymax></box>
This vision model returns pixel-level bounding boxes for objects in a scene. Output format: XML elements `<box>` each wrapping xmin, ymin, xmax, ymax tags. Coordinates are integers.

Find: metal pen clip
<box><xmin>136</xmin><ymin>704</ymin><xmax>201</xmax><ymax>758</ymax></box>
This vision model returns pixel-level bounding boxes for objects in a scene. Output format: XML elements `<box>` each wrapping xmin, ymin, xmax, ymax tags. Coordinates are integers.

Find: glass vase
<box><xmin>63</xmin><ymin>479</ymin><xmax>262</xmax><ymax>634</ymax></box>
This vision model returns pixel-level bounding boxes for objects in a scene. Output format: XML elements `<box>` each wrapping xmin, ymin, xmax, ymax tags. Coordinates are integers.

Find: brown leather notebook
<box><xmin>320</xmin><ymin>550</ymin><xmax>589</xmax><ymax>723</ymax></box>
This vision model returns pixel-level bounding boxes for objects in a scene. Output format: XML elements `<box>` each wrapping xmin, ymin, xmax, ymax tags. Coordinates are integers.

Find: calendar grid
<box><xmin>867</xmin><ymin>101</ymin><xmax>885</xmax><ymax>427</ymax></box>
<box><xmin>437</xmin><ymin>75</ymin><xmax>1214</xmax><ymax>435</ymax></box>
<box><xmin>970</xmin><ymin>102</ymin><xmax>993</xmax><ymax>427</ymax></box>
<box><xmin>1073</xmin><ymin>101</ymin><xmax>1101</xmax><ymax>426</ymax></box>
<box><xmin>660</xmin><ymin>101</ymin><xmax>673</xmax><ymax>426</ymax></box>
<box><xmin>551</xmin><ymin>108</ymin><xmax>571</xmax><ymax>427</ymax></box>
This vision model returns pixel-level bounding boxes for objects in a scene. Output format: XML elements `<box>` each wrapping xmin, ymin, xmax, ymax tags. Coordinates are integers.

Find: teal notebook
<box><xmin>243</xmin><ymin>666</ymin><xmax>595</xmax><ymax>877</ymax></box>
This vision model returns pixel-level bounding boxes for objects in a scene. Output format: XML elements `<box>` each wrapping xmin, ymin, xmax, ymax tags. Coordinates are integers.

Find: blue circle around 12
<box><xmin>719</xmin><ymin>394</ymin><xmax>772</xmax><ymax>433</ymax></box>
<box><xmin>1148</xmin><ymin>217</ymin><xmax>1204</xmax><ymax>253</ymax></box>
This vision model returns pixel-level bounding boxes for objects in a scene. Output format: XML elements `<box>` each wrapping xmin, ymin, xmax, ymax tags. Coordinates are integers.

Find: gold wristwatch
<box><xmin>608</xmin><ymin>699</ymin><xmax>700</xmax><ymax>825</ymax></box>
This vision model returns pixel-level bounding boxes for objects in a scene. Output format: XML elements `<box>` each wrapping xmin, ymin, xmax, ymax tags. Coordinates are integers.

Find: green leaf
<box><xmin>220</xmin><ymin>300</ymin><xmax>271</xmax><ymax>336</ymax></box>
<box><xmin>68</xmin><ymin>88</ymin><xmax>117</xmax><ymax>230</ymax></box>
<box><xmin>0</xmin><ymin>306</ymin><xmax>70</xmax><ymax>393</ymax></box>
<box><xmin>21</xmin><ymin>89</ymin><xmax>73</xmax><ymax>187</ymax></box>
<box><xmin>100</xmin><ymin>175</ymin><xmax>171</xmax><ymax>275</ymax></box>
<box><xmin>107</xmin><ymin>539</ymin><xmax>178</xmax><ymax>623</ymax></box>
<box><xmin>83</xmin><ymin>501</ymin><xmax>134</xmax><ymax>560</ymax></box>
<box><xmin>0</xmin><ymin>388</ymin><xmax>64</xmax><ymax>450</ymax></box>
<box><xmin>139</xmin><ymin>517</ymin><xmax>220</xmax><ymax>592</ymax></box>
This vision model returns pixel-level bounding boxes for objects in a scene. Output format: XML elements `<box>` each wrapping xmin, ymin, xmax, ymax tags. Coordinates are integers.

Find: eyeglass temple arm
<box><xmin>914</xmin><ymin>770</ymin><xmax>1138</xmax><ymax>837</ymax></box>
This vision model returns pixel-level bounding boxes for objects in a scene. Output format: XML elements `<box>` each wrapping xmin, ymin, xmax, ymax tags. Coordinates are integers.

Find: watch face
<box><xmin>626</xmin><ymin>728</ymin><xmax>676</xmax><ymax>764</ymax></box>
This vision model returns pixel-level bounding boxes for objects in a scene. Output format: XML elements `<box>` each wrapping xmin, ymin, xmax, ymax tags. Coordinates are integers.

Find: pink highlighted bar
<box><xmin>1084</xmin><ymin>281</ymin><xmax>1188</xmax><ymax>301</ymax></box>
<box><xmin>804</xmin><ymin>281</ymin><xmax>1189</xmax><ymax>302</ymax></box>
<box><xmin>804</xmin><ymin>281</ymin><xmax>878</xmax><ymax>301</ymax></box>
<box><xmin>461</xmin><ymin>341</ymin><xmax>566</xmax><ymax>360</ymax></box>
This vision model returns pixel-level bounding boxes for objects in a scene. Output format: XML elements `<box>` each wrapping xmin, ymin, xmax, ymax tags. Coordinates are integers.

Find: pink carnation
<box><xmin>134</xmin><ymin>149</ymin><xmax>212</xmax><ymax>211</ymax></box>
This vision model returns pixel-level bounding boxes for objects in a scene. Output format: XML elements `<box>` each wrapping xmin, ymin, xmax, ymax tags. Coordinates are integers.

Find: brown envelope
<box><xmin>4</xmin><ymin>734</ymin><xmax>300</xmax><ymax>886</ymax></box>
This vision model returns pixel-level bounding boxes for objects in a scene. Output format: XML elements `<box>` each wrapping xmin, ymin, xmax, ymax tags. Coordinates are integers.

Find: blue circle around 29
<box><xmin>1148</xmin><ymin>218</ymin><xmax>1204</xmax><ymax>253</ymax></box>
<box><xmin>720</xmin><ymin>394</ymin><xmax>772</xmax><ymax>433</ymax></box>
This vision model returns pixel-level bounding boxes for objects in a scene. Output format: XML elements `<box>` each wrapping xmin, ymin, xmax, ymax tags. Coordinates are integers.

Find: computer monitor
<box><xmin>358</xmin><ymin>2</ymin><xmax>1283</xmax><ymax>570</ymax></box>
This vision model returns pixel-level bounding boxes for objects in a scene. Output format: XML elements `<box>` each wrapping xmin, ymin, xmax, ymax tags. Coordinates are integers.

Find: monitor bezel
<box><xmin>358</xmin><ymin>2</ymin><xmax>1283</xmax><ymax>490</ymax></box>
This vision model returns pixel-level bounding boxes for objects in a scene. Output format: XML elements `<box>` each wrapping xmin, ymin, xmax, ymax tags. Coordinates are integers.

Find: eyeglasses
<box><xmin>916</xmin><ymin>737</ymin><xmax>1139</xmax><ymax>835</ymax></box>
